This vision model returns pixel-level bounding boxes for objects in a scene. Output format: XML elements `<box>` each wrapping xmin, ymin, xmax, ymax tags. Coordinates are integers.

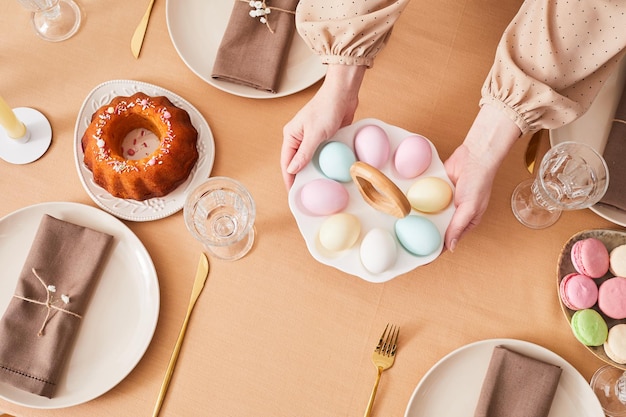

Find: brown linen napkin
<box><xmin>212</xmin><ymin>0</ymin><xmax>298</xmax><ymax>93</ymax></box>
<box><xmin>0</xmin><ymin>214</ymin><xmax>113</xmax><ymax>398</ymax></box>
<box><xmin>474</xmin><ymin>346</ymin><xmax>562</xmax><ymax>417</ymax></box>
<box><xmin>598</xmin><ymin>78</ymin><xmax>626</xmax><ymax>210</ymax></box>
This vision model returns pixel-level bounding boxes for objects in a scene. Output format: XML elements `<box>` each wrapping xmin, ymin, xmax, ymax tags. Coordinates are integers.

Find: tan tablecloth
<box><xmin>0</xmin><ymin>0</ymin><xmax>612</xmax><ymax>416</ymax></box>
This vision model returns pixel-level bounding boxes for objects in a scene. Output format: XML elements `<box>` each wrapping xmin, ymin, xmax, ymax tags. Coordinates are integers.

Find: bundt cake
<box><xmin>81</xmin><ymin>92</ymin><xmax>199</xmax><ymax>201</ymax></box>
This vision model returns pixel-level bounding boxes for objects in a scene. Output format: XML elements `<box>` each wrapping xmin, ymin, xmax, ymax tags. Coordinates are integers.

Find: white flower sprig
<box><xmin>12</xmin><ymin>268</ymin><xmax>82</xmax><ymax>337</ymax></box>
<box><xmin>241</xmin><ymin>0</ymin><xmax>295</xmax><ymax>34</ymax></box>
<box><xmin>249</xmin><ymin>0</ymin><xmax>271</xmax><ymax>24</ymax></box>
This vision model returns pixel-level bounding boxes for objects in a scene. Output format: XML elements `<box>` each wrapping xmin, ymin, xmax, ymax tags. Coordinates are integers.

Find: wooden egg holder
<box><xmin>349</xmin><ymin>161</ymin><xmax>410</xmax><ymax>218</ymax></box>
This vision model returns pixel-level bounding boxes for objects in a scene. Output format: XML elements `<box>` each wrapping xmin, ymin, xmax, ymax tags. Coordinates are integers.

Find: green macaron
<box><xmin>571</xmin><ymin>309</ymin><xmax>608</xmax><ymax>346</ymax></box>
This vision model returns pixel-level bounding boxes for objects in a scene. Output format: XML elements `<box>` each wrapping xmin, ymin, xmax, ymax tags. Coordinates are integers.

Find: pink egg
<box><xmin>353</xmin><ymin>125</ymin><xmax>390</xmax><ymax>169</ymax></box>
<box><xmin>394</xmin><ymin>135</ymin><xmax>432</xmax><ymax>179</ymax></box>
<box><xmin>300</xmin><ymin>179</ymin><xmax>349</xmax><ymax>216</ymax></box>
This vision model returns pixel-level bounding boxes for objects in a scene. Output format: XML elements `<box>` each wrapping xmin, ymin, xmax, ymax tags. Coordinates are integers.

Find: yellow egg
<box><xmin>407</xmin><ymin>177</ymin><xmax>453</xmax><ymax>213</ymax></box>
<box><xmin>318</xmin><ymin>213</ymin><xmax>361</xmax><ymax>252</ymax></box>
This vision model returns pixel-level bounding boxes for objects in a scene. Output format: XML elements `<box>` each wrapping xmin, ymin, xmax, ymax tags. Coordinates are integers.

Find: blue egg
<box><xmin>394</xmin><ymin>215</ymin><xmax>441</xmax><ymax>256</ymax></box>
<box><xmin>317</xmin><ymin>141</ymin><xmax>356</xmax><ymax>182</ymax></box>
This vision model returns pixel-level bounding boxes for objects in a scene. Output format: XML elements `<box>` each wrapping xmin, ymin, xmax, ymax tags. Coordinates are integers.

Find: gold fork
<box><xmin>364</xmin><ymin>324</ymin><xmax>399</xmax><ymax>417</ymax></box>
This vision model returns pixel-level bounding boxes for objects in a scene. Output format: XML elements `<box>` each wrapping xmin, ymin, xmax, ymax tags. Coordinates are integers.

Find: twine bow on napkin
<box><xmin>13</xmin><ymin>268</ymin><xmax>83</xmax><ymax>337</ymax></box>
<box><xmin>0</xmin><ymin>214</ymin><xmax>113</xmax><ymax>398</ymax></box>
<box><xmin>212</xmin><ymin>0</ymin><xmax>299</xmax><ymax>93</ymax></box>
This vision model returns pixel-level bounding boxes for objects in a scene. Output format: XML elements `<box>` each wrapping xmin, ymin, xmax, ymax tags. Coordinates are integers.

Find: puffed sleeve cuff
<box><xmin>479</xmin><ymin>61</ymin><xmax>592</xmax><ymax>136</ymax></box>
<box><xmin>295</xmin><ymin>0</ymin><xmax>408</xmax><ymax>70</ymax></box>
<box><xmin>479</xmin><ymin>94</ymin><xmax>530</xmax><ymax>136</ymax></box>
<box><xmin>318</xmin><ymin>54</ymin><xmax>375</xmax><ymax>68</ymax></box>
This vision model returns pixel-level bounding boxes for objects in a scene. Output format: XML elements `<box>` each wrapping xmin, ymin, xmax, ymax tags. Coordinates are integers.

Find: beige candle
<box><xmin>0</xmin><ymin>95</ymin><xmax>27</xmax><ymax>139</ymax></box>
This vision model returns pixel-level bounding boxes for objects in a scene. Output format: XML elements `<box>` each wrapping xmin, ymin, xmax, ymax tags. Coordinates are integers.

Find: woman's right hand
<box><xmin>281</xmin><ymin>64</ymin><xmax>366</xmax><ymax>189</ymax></box>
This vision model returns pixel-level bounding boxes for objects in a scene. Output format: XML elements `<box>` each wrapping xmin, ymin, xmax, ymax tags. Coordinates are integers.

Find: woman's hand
<box><xmin>443</xmin><ymin>104</ymin><xmax>521</xmax><ymax>251</ymax></box>
<box><xmin>281</xmin><ymin>64</ymin><xmax>366</xmax><ymax>189</ymax></box>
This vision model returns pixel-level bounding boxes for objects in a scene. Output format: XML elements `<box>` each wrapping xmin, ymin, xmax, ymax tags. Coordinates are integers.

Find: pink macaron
<box><xmin>570</xmin><ymin>237</ymin><xmax>610</xmax><ymax>278</ymax></box>
<box><xmin>559</xmin><ymin>273</ymin><xmax>599</xmax><ymax>310</ymax></box>
<box><xmin>599</xmin><ymin>277</ymin><xmax>626</xmax><ymax>319</ymax></box>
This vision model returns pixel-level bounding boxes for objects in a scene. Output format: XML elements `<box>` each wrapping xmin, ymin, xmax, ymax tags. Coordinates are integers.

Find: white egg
<box><xmin>360</xmin><ymin>228</ymin><xmax>398</xmax><ymax>274</ymax></box>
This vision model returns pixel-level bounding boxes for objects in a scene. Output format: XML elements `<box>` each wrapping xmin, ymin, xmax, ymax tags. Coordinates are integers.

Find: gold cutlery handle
<box><xmin>363</xmin><ymin>366</ymin><xmax>383</xmax><ymax>417</ymax></box>
<box><xmin>131</xmin><ymin>0</ymin><xmax>156</xmax><ymax>58</ymax></box>
<box><xmin>152</xmin><ymin>254</ymin><xmax>209</xmax><ymax>417</ymax></box>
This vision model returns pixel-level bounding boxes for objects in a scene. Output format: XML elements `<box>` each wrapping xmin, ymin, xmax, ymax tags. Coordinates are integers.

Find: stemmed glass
<box><xmin>591</xmin><ymin>365</ymin><xmax>626</xmax><ymax>417</ymax></box>
<box><xmin>511</xmin><ymin>141</ymin><xmax>609</xmax><ymax>229</ymax></box>
<box><xmin>16</xmin><ymin>0</ymin><xmax>82</xmax><ymax>42</ymax></box>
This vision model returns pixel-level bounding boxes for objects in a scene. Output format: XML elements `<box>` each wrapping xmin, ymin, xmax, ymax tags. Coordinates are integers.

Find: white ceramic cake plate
<box><xmin>74</xmin><ymin>80</ymin><xmax>215</xmax><ymax>222</ymax></box>
<box><xmin>404</xmin><ymin>339</ymin><xmax>604</xmax><ymax>417</ymax></box>
<box><xmin>0</xmin><ymin>202</ymin><xmax>159</xmax><ymax>409</ymax></box>
<box><xmin>550</xmin><ymin>56</ymin><xmax>626</xmax><ymax>226</ymax></box>
<box><xmin>288</xmin><ymin>118</ymin><xmax>455</xmax><ymax>283</ymax></box>
<box><xmin>166</xmin><ymin>0</ymin><xmax>327</xmax><ymax>99</ymax></box>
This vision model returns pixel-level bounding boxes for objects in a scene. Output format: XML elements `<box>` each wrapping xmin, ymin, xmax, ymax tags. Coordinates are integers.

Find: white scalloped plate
<box><xmin>288</xmin><ymin>118</ymin><xmax>455</xmax><ymax>283</ymax></box>
<box><xmin>73</xmin><ymin>80</ymin><xmax>215</xmax><ymax>222</ymax></box>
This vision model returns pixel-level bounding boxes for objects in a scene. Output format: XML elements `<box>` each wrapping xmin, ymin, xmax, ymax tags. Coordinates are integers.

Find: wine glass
<box><xmin>17</xmin><ymin>0</ymin><xmax>82</xmax><ymax>42</ymax></box>
<box><xmin>511</xmin><ymin>141</ymin><xmax>609</xmax><ymax>229</ymax></box>
<box><xmin>184</xmin><ymin>177</ymin><xmax>256</xmax><ymax>261</ymax></box>
<box><xmin>591</xmin><ymin>365</ymin><xmax>626</xmax><ymax>416</ymax></box>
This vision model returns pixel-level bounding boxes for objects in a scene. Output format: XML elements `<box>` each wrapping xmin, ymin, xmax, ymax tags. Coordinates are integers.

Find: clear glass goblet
<box><xmin>17</xmin><ymin>0</ymin><xmax>82</xmax><ymax>42</ymax></box>
<box><xmin>591</xmin><ymin>365</ymin><xmax>626</xmax><ymax>417</ymax></box>
<box><xmin>511</xmin><ymin>141</ymin><xmax>609</xmax><ymax>229</ymax></box>
<box><xmin>184</xmin><ymin>177</ymin><xmax>256</xmax><ymax>261</ymax></box>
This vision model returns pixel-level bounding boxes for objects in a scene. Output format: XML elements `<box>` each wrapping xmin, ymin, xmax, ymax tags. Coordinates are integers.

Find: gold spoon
<box><xmin>151</xmin><ymin>253</ymin><xmax>210</xmax><ymax>417</ymax></box>
<box><xmin>131</xmin><ymin>0</ymin><xmax>156</xmax><ymax>59</ymax></box>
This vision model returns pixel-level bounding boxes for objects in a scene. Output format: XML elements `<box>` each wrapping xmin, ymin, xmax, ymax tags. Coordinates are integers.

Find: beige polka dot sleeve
<box><xmin>481</xmin><ymin>0</ymin><xmax>626</xmax><ymax>134</ymax></box>
<box><xmin>295</xmin><ymin>0</ymin><xmax>410</xmax><ymax>67</ymax></box>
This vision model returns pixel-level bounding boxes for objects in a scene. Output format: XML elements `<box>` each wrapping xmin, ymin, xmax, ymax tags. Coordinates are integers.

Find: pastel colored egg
<box><xmin>360</xmin><ymin>228</ymin><xmax>398</xmax><ymax>274</ymax></box>
<box><xmin>394</xmin><ymin>135</ymin><xmax>432</xmax><ymax>179</ymax></box>
<box><xmin>318</xmin><ymin>213</ymin><xmax>361</xmax><ymax>252</ymax></box>
<box><xmin>318</xmin><ymin>141</ymin><xmax>356</xmax><ymax>182</ymax></box>
<box><xmin>407</xmin><ymin>177</ymin><xmax>453</xmax><ymax>213</ymax></box>
<box><xmin>300</xmin><ymin>179</ymin><xmax>349</xmax><ymax>216</ymax></box>
<box><xmin>394</xmin><ymin>215</ymin><xmax>441</xmax><ymax>256</ymax></box>
<box><xmin>354</xmin><ymin>125</ymin><xmax>390</xmax><ymax>169</ymax></box>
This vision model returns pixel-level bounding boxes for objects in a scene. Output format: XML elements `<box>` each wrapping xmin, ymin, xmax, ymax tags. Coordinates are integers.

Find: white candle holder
<box><xmin>0</xmin><ymin>107</ymin><xmax>52</xmax><ymax>164</ymax></box>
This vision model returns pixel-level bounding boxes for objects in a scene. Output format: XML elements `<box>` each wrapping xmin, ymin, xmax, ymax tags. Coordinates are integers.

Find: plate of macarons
<box><xmin>557</xmin><ymin>229</ymin><xmax>626</xmax><ymax>370</ymax></box>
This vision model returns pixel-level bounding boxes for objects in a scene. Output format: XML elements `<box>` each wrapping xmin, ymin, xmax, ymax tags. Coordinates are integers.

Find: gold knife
<box><xmin>131</xmin><ymin>0</ymin><xmax>156</xmax><ymax>59</ymax></box>
<box><xmin>151</xmin><ymin>253</ymin><xmax>210</xmax><ymax>417</ymax></box>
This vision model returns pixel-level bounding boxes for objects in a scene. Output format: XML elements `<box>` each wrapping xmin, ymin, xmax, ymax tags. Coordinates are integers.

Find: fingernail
<box><xmin>449</xmin><ymin>239</ymin><xmax>458</xmax><ymax>253</ymax></box>
<box><xmin>287</xmin><ymin>159</ymin><xmax>300</xmax><ymax>174</ymax></box>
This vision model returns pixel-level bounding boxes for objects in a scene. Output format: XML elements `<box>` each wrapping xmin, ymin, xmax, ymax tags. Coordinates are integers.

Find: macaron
<box><xmin>598</xmin><ymin>277</ymin><xmax>626</xmax><ymax>319</ymax></box>
<box><xmin>570</xmin><ymin>237</ymin><xmax>609</xmax><ymax>278</ymax></box>
<box><xmin>604</xmin><ymin>324</ymin><xmax>626</xmax><ymax>364</ymax></box>
<box><xmin>570</xmin><ymin>309</ymin><xmax>608</xmax><ymax>346</ymax></box>
<box><xmin>610</xmin><ymin>244</ymin><xmax>626</xmax><ymax>277</ymax></box>
<box><xmin>559</xmin><ymin>273</ymin><xmax>599</xmax><ymax>310</ymax></box>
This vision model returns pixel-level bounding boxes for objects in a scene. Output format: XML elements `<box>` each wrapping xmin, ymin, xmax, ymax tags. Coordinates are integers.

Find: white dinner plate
<box><xmin>0</xmin><ymin>202</ymin><xmax>159</xmax><ymax>409</ymax></box>
<box><xmin>166</xmin><ymin>0</ymin><xmax>326</xmax><ymax>99</ymax></box>
<box><xmin>404</xmin><ymin>338</ymin><xmax>604</xmax><ymax>417</ymax></box>
<box><xmin>74</xmin><ymin>80</ymin><xmax>215</xmax><ymax>222</ymax></box>
<box><xmin>288</xmin><ymin>118</ymin><xmax>455</xmax><ymax>283</ymax></box>
<box><xmin>550</xmin><ymin>57</ymin><xmax>626</xmax><ymax>226</ymax></box>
